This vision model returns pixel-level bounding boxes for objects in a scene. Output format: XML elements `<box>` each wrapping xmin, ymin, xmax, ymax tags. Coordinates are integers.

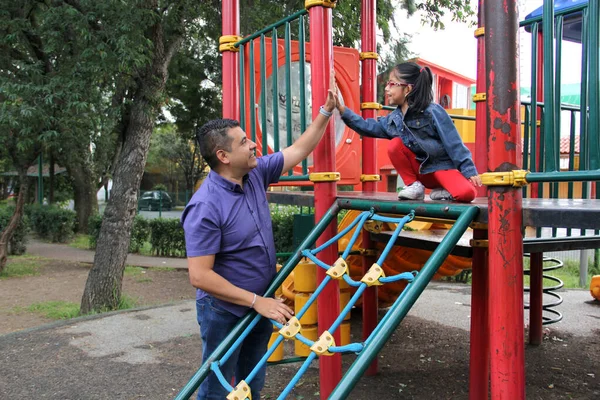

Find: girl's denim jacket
<box><xmin>341</xmin><ymin>103</ymin><xmax>478</xmax><ymax>179</ymax></box>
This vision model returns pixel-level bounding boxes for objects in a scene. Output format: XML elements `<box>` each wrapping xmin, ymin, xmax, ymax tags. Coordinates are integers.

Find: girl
<box><xmin>336</xmin><ymin>61</ymin><xmax>482</xmax><ymax>202</ymax></box>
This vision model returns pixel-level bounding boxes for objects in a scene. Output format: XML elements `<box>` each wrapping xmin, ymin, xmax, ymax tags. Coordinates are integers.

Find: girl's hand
<box><xmin>469</xmin><ymin>175</ymin><xmax>483</xmax><ymax>187</ymax></box>
<box><xmin>324</xmin><ymin>89</ymin><xmax>336</xmax><ymax>113</ymax></box>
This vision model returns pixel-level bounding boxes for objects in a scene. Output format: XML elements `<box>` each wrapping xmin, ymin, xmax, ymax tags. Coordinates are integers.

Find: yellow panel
<box><xmin>295</xmin><ymin>293</ymin><xmax>317</xmax><ymax>325</ymax></box>
<box><xmin>267</xmin><ymin>330</ymin><xmax>284</xmax><ymax>362</ymax></box>
<box><xmin>340</xmin><ymin>321</ymin><xmax>351</xmax><ymax>346</ymax></box>
<box><xmin>295</xmin><ymin>259</ymin><xmax>317</xmax><ymax>293</ymax></box>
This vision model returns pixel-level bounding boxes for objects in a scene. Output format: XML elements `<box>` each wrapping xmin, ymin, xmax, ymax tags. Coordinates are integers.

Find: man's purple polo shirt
<box><xmin>181</xmin><ymin>152</ymin><xmax>284</xmax><ymax>317</ymax></box>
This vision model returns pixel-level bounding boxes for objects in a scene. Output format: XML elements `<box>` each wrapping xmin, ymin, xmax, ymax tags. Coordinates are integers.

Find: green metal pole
<box><xmin>260</xmin><ymin>35</ymin><xmax>268</xmax><ymax>154</ymax></box>
<box><xmin>588</xmin><ymin>0</ymin><xmax>599</xmax><ymax>198</ymax></box>
<box><xmin>271</xmin><ymin>28</ymin><xmax>280</xmax><ymax>153</ymax></box>
<box><xmin>239</xmin><ymin>43</ymin><xmax>246</xmax><ymax>132</ymax></box>
<box><xmin>298</xmin><ymin>15</ymin><xmax>308</xmax><ymax>175</ymax></box>
<box><xmin>526</xmin><ymin>169</ymin><xmax>600</xmax><ymax>183</ymax></box>
<box><xmin>579</xmin><ymin>8</ymin><xmax>589</xmax><ymax>199</ymax></box>
<box><xmin>543</xmin><ymin>0</ymin><xmax>557</xmax><ymax>172</ymax></box>
<box><xmin>328</xmin><ymin>206</ymin><xmax>479</xmax><ymax>399</ymax></box>
<box><xmin>249</xmin><ymin>40</ymin><xmax>257</xmax><ymax>143</ymax></box>
<box><xmin>37</xmin><ymin>154</ymin><xmax>43</xmax><ymax>204</ymax></box>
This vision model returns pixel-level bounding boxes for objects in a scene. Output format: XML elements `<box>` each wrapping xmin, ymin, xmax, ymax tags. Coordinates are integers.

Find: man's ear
<box><xmin>216</xmin><ymin>149</ymin><xmax>229</xmax><ymax>165</ymax></box>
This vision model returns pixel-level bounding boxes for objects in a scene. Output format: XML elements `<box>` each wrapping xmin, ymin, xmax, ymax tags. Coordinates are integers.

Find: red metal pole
<box><xmin>474</xmin><ymin>0</ymin><xmax>487</xmax><ymax>198</ymax></box>
<box><xmin>222</xmin><ymin>0</ymin><xmax>240</xmax><ymax>120</ymax></box>
<box><xmin>529</xmin><ymin>252</ymin><xmax>544</xmax><ymax>345</ymax></box>
<box><xmin>469</xmin><ymin>229</ymin><xmax>490</xmax><ymax>400</ymax></box>
<box><xmin>485</xmin><ymin>1</ymin><xmax>525</xmax><ymax>399</ymax></box>
<box><xmin>309</xmin><ymin>5</ymin><xmax>341</xmax><ymax>399</ymax></box>
<box><xmin>360</xmin><ymin>0</ymin><xmax>378</xmax><ymax>376</ymax></box>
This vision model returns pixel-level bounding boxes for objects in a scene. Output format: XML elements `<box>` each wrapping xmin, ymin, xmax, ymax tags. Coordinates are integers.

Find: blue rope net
<box><xmin>210</xmin><ymin>210</ymin><xmax>418</xmax><ymax>400</ymax></box>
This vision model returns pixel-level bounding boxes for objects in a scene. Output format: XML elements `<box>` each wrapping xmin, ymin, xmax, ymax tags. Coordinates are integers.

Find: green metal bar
<box><xmin>543</xmin><ymin>1</ymin><xmax>557</xmax><ymax>172</ymax></box>
<box><xmin>526</xmin><ymin>170</ymin><xmax>600</xmax><ymax>183</ymax></box>
<box><xmin>271</xmin><ymin>28</ymin><xmax>280</xmax><ymax>153</ymax></box>
<box><xmin>580</xmin><ymin>8</ymin><xmax>589</xmax><ymax>199</ymax></box>
<box><xmin>568</xmin><ymin>111</ymin><xmax>576</xmax><ymax>198</ymax></box>
<box><xmin>538</xmin><ymin>110</ymin><xmax>545</xmax><ymax>198</ymax></box>
<box><xmin>298</xmin><ymin>15</ymin><xmax>308</xmax><ymax>175</ymax></box>
<box><xmin>588</xmin><ymin>0</ymin><xmax>599</xmax><ymax>194</ymax></box>
<box><xmin>37</xmin><ymin>154</ymin><xmax>43</xmax><ymax>204</ymax></box>
<box><xmin>329</xmin><ymin>206</ymin><xmax>479</xmax><ymax>399</ymax></box>
<box><xmin>285</xmin><ymin>22</ymin><xmax>294</xmax><ymax>176</ymax></box>
<box><xmin>235</xmin><ymin>9</ymin><xmax>308</xmax><ymax>46</ymax></box>
<box><xmin>521</xmin><ymin>100</ymin><xmax>581</xmax><ymax>111</ymax></box>
<box><xmin>523</xmin><ymin>106</ymin><xmax>531</xmax><ymax>198</ymax></box>
<box><xmin>337</xmin><ymin>198</ymin><xmax>475</xmax><ymax>220</ymax></box>
<box><xmin>279</xmin><ymin>175</ymin><xmax>310</xmax><ymax>181</ymax></box>
<box><xmin>519</xmin><ymin>3</ymin><xmax>588</xmax><ymax>27</ymax></box>
<box><xmin>239</xmin><ymin>44</ymin><xmax>246</xmax><ymax>132</ymax></box>
<box><xmin>552</xmin><ymin>15</ymin><xmax>563</xmax><ymax>203</ymax></box>
<box><xmin>260</xmin><ymin>34</ymin><xmax>268</xmax><ymax>154</ymax></box>
<box><xmin>249</xmin><ymin>40</ymin><xmax>257</xmax><ymax>143</ymax></box>
<box><xmin>530</xmin><ymin>23</ymin><xmax>539</xmax><ymax>179</ymax></box>
<box><xmin>267</xmin><ymin>356</ymin><xmax>307</xmax><ymax>366</ymax></box>
<box><xmin>174</xmin><ymin>202</ymin><xmax>340</xmax><ymax>400</ymax></box>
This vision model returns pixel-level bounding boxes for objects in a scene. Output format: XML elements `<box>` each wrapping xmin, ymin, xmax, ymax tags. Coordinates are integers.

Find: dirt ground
<box><xmin>1</xmin><ymin>258</ymin><xmax>599</xmax><ymax>399</ymax></box>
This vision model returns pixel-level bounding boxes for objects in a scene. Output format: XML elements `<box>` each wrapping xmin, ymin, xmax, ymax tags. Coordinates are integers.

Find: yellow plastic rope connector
<box><xmin>469</xmin><ymin>239</ymin><xmax>489</xmax><ymax>248</ymax></box>
<box><xmin>361</xmin><ymin>263</ymin><xmax>385</xmax><ymax>286</ymax></box>
<box><xmin>474</xmin><ymin>27</ymin><xmax>485</xmax><ymax>37</ymax></box>
<box><xmin>360</xmin><ymin>102</ymin><xmax>383</xmax><ymax>110</ymax></box>
<box><xmin>305</xmin><ymin>0</ymin><xmax>337</xmax><ymax>9</ymax></box>
<box><xmin>219</xmin><ymin>35</ymin><xmax>242</xmax><ymax>53</ymax></box>
<box><xmin>480</xmin><ymin>170</ymin><xmax>528</xmax><ymax>187</ymax></box>
<box><xmin>363</xmin><ymin>220</ymin><xmax>383</xmax><ymax>234</ymax></box>
<box><xmin>279</xmin><ymin>317</ymin><xmax>302</xmax><ymax>339</ymax></box>
<box><xmin>326</xmin><ymin>257</ymin><xmax>348</xmax><ymax>280</ymax></box>
<box><xmin>227</xmin><ymin>380</ymin><xmax>252</xmax><ymax>400</ymax></box>
<box><xmin>360</xmin><ymin>174</ymin><xmax>380</xmax><ymax>182</ymax></box>
<box><xmin>310</xmin><ymin>331</ymin><xmax>335</xmax><ymax>355</ymax></box>
<box><xmin>472</xmin><ymin>93</ymin><xmax>486</xmax><ymax>102</ymax></box>
<box><xmin>359</xmin><ymin>51</ymin><xmax>379</xmax><ymax>61</ymax></box>
<box><xmin>309</xmin><ymin>172</ymin><xmax>340</xmax><ymax>182</ymax></box>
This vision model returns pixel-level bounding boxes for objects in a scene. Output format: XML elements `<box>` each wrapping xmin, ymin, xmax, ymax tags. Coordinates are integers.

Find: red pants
<box><xmin>388</xmin><ymin>138</ymin><xmax>477</xmax><ymax>203</ymax></box>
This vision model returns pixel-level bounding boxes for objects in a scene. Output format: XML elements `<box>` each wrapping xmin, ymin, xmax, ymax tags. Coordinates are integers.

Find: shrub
<box><xmin>88</xmin><ymin>214</ymin><xmax>150</xmax><ymax>254</ymax></box>
<box><xmin>0</xmin><ymin>206</ymin><xmax>29</xmax><ymax>255</ymax></box>
<box><xmin>270</xmin><ymin>204</ymin><xmax>299</xmax><ymax>254</ymax></box>
<box><xmin>149</xmin><ymin>218</ymin><xmax>186</xmax><ymax>257</ymax></box>
<box><xmin>26</xmin><ymin>204</ymin><xmax>76</xmax><ymax>243</ymax></box>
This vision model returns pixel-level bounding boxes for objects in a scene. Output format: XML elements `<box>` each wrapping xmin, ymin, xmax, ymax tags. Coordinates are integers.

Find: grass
<box><xmin>12</xmin><ymin>294</ymin><xmax>139</xmax><ymax>320</ymax></box>
<box><xmin>523</xmin><ymin>258</ymin><xmax>598</xmax><ymax>289</ymax></box>
<box><xmin>68</xmin><ymin>234</ymin><xmax>90</xmax><ymax>250</ymax></box>
<box><xmin>0</xmin><ymin>255</ymin><xmax>45</xmax><ymax>279</ymax></box>
<box><xmin>22</xmin><ymin>301</ymin><xmax>80</xmax><ymax>319</ymax></box>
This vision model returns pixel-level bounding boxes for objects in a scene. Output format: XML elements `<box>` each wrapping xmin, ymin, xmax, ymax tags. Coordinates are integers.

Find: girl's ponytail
<box><xmin>393</xmin><ymin>62</ymin><xmax>434</xmax><ymax>113</ymax></box>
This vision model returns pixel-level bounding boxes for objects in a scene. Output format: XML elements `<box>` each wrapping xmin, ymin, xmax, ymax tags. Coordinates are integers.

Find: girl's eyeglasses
<box><xmin>386</xmin><ymin>80</ymin><xmax>410</xmax><ymax>88</ymax></box>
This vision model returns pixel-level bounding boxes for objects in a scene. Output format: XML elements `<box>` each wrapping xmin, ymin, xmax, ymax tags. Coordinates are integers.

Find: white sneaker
<box><xmin>397</xmin><ymin>181</ymin><xmax>425</xmax><ymax>200</ymax></box>
<box><xmin>430</xmin><ymin>188</ymin><xmax>453</xmax><ymax>201</ymax></box>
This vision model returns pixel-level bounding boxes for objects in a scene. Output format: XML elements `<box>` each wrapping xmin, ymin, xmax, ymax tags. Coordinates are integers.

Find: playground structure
<box><xmin>177</xmin><ymin>0</ymin><xmax>600</xmax><ymax>399</ymax></box>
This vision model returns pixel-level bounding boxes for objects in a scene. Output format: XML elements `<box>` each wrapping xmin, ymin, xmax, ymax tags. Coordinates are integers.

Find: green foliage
<box><xmin>25</xmin><ymin>204</ymin><xmax>76</xmax><ymax>243</ymax></box>
<box><xmin>130</xmin><ymin>216</ymin><xmax>151</xmax><ymax>253</ymax></box>
<box><xmin>88</xmin><ymin>214</ymin><xmax>150</xmax><ymax>254</ymax></box>
<box><xmin>0</xmin><ymin>255</ymin><xmax>44</xmax><ymax>279</ymax></box>
<box><xmin>0</xmin><ymin>206</ymin><xmax>29</xmax><ymax>255</ymax></box>
<box><xmin>149</xmin><ymin>218</ymin><xmax>186</xmax><ymax>257</ymax></box>
<box><xmin>152</xmin><ymin>183</ymin><xmax>168</xmax><ymax>192</ymax></box>
<box><xmin>270</xmin><ymin>205</ymin><xmax>300</xmax><ymax>254</ymax></box>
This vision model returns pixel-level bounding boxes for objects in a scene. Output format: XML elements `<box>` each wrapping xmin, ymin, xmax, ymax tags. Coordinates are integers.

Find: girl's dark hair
<box><xmin>392</xmin><ymin>62</ymin><xmax>433</xmax><ymax>113</ymax></box>
<box><xmin>195</xmin><ymin>119</ymin><xmax>239</xmax><ymax>169</ymax></box>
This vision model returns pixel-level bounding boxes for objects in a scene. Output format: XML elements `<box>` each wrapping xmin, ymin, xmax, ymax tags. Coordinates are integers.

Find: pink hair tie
<box><xmin>419</xmin><ymin>67</ymin><xmax>426</xmax><ymax>73</ymax></box>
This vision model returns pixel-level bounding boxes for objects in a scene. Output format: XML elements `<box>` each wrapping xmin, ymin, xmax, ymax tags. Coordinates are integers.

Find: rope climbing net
<box><xmin>212</xmin><ymin>209</ymin><xmax>418</xmax><ymax>400</ymax></box>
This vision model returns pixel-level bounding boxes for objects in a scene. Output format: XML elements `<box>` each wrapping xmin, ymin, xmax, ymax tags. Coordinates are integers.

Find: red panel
<box><xmin>243</xmin><ymin>38</ymin><xmax>361</xmax><ymax>185</ymax></box>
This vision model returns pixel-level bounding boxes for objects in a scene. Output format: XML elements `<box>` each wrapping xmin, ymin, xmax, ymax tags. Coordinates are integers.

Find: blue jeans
<box><xmin>196</xmin><ymin>297</ymin><xmax>272</xmax><ymax>400</ymax></box>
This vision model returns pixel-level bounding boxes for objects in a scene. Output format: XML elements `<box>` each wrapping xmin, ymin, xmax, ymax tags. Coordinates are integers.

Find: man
<box><xmin>181</xmin><ymin>89</ymin><xmax>336</xmax><ymax>400</ymax></box>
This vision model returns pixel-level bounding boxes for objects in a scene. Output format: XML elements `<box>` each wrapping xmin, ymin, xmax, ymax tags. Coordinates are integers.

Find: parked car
<box><xmin>137</xmin><ymin>191</ymin><xmax>172</xmax><ymax>211</ymax></box>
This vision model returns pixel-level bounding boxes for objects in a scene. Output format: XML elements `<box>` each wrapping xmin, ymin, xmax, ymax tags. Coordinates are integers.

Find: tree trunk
<box><xmin>0</xmin><ymin>170</ymin><xmax>29</xmax><ymax>273</ymax></box>
<box><xmin>69</xmin><ymin>162</ymin><xmax>98</xmax><ymax>233</ymax></box>
<box><xmin>80</xmin><ymin>22</ymin><xmax>183</xmax><ymax>314</ymax></box>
